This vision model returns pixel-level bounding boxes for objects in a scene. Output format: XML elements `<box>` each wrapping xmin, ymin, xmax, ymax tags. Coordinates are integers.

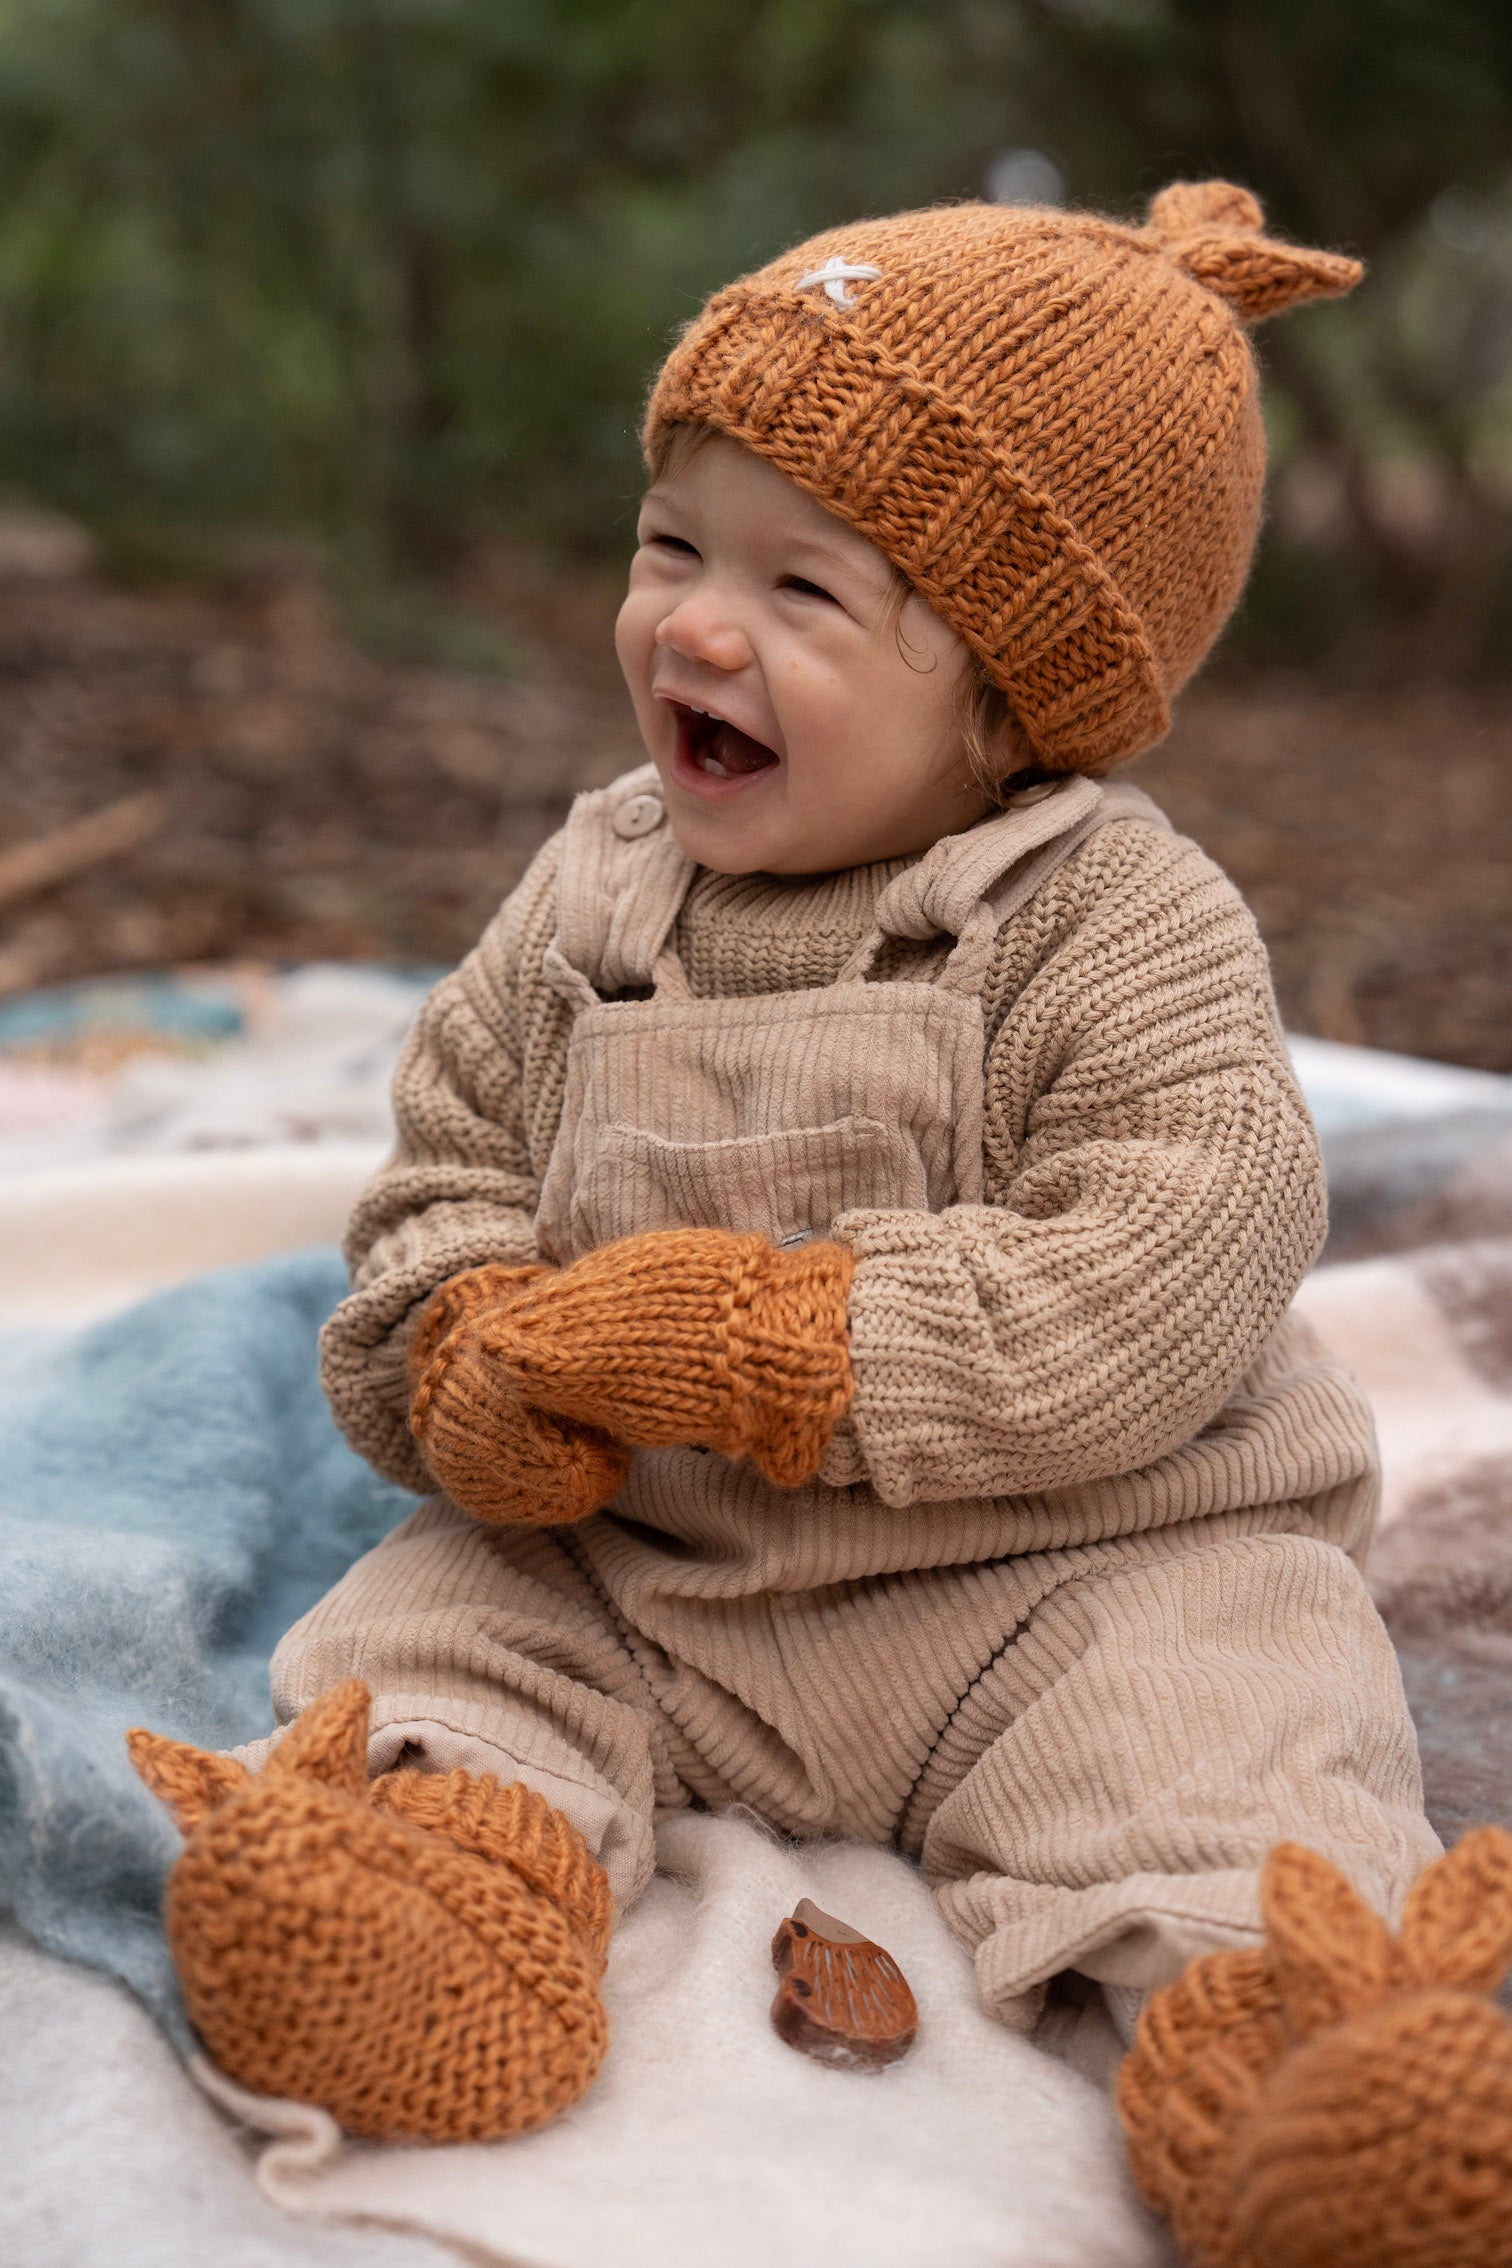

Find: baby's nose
<box><xmin>654</xmin><ymin>599</ymin><xmax>753</xmax><ymax>674</ymax></box>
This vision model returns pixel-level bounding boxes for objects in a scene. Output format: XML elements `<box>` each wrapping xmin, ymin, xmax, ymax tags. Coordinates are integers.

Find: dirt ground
<box><xmin>2</xmin><ymin>547</ymin><xmax>1509</xmax><ymax>1072</ymax></box>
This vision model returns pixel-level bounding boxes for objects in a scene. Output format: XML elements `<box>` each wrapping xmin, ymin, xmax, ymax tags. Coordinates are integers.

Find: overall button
<box><xmin>1007</xmin><ymin>779</ymin><xmax>1061</xmax><ymax>809</ymax></box>
<box><xmin>612</xmin><ymin>792</ymin><xmax>665</xmax><ymax>839</ymax></box>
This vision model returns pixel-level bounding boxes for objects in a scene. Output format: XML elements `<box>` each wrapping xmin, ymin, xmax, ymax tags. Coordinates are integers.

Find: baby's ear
<box><xmin>126</xmin><ymin>1728</ymin><xmax>249</xmax><ymax>1836</ymax></box>
<box><xmin>1398</xmin><ymin>1826</ymin><xmax>1512</xmax><ymax>1993</ymax></box>
<box><xmin>261</xmin><ymin>1676</ymin><xmax>371</xmax><ymax>1797</ymax></box>
<box><xmin>1261</xmin><ymin>1841</ymin><xmax>1395</xmax><ymax>2034</ymax></box>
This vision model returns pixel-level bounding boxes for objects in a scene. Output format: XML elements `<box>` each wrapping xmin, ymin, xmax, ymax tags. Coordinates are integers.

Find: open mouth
<box><xmin>670</xmin><ymin>701</ymin><xmax>780</xmax><ymax>780</ymax></box>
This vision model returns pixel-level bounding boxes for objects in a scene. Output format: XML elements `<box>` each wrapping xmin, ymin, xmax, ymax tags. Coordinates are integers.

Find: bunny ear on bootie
<box><xmin>1259</xmin><ymin>1840</ymin><xmax>1400</xmax><ymax>2037</ymax></box>
<box><xmin>259</xmin><ymin>1675</ymin><xmax>371</xmax><ymax>1794</ymax></box>
<box><xmin>1397</xmin><ymin>1822</ymin><xmax>1512</xmax><ymax>1993</ymax></box>
<box><xmin>126</xmin><ymin>1730</ymin><xmax>250</xmax><ymax>1835</ymax></box>
<box><xmin>1147</xmin><ymin>179</ymin><xmax>1363</xmax><ymax>323</ymax></box>
<box><xmin>1227</xmin><ymin>1830</ymin><xmax>1512</xmax><ymax>2268</ymax></box>
<box><xmin>127</xmin><ymin>1677</ymin><xmax>373</xmax><ymax>1837</ymax></box>
<box><xmin>1259</xmin><ymin>1829</ymin><xmax>1512</xmax><ymax>2037</ymax></box>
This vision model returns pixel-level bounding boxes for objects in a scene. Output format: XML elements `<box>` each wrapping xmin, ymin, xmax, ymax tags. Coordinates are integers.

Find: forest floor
<box><xmin>2</xmin><ymin>531</ymin><xmax>1509</xmax><ymax>1072</ymax></box>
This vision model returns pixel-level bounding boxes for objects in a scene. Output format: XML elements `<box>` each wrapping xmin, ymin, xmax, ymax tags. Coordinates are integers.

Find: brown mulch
<box><xmin>1139</xmin><ymin>683</ymin><xmax>1512</xmax><ymax>1074</ymax></box>
<box><xmin>2</xmin><ymin>551</ymin><xmax>1509</xmax><ymax>1073</ymax></box>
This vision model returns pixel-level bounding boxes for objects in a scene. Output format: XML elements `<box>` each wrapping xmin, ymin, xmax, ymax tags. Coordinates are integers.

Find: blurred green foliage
<box><xmin>0</xmin><ymin>0</ymin><xmax>1509</xmax><ymax>667</ymax></box>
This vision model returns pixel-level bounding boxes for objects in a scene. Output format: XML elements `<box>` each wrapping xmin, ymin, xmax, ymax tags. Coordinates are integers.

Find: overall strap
<box><xmin>834</xmin><ymin>775</ymin><xmax>1087</xmax><ymax>990</ymax></box>
<box><xmin>544</xmin><ymin>764</ymin><xmax>1172</xmax><ymax>1009</ymax></box>
<box><xmin>949</xmin><ymin>778</ymin><xmax>1172</xmax><ymax>995</ymax></box>
<box><xmin>835</xmin><ymin>777</ymin><xmax>1171</xmax><ymax>995</ymax></box>
<box><xmin>542</xmin><ymin>767</ymin><xmax>697</xmax><ymax>1009</ymax></box>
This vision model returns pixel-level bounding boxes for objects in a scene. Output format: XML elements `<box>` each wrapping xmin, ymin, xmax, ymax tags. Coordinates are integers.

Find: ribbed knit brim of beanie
<box><xmin>644</xmin><ymin>182</ymin><xmax>1362</xmax><ymax>774</ymax></box>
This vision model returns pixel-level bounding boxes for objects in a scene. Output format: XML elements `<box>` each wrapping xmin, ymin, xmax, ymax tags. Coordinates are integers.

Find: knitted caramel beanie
<box><xmin>645</xmin><ymin>182</ymin><xmax>1361</xmax><ymax>773</ymax></box>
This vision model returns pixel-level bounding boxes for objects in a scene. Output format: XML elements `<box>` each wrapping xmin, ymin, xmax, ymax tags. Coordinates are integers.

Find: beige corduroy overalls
<box><xmin>268</xmin><ymin>771</ymin><xmax>1436</xmax><ymax>2028</ymax></box>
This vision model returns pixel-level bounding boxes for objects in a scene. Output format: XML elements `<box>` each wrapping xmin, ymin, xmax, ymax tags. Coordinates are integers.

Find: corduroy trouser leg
<box><xmin>919</xmin><ymin>1530</ymin><xmax>1441</xmax><ymax>2030</ymax></box>
<box><xmin>255</xmin><ymin>1501</ymin><xmax>1439</xmax><ymax>2024</ymax></box>
<box><xmin>244</xmin><ymin>1495</ymin><xmax>665</xmax><ymax>1912</ymax></box>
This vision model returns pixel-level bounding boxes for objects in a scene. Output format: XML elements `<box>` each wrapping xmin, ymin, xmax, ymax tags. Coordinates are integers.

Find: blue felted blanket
<box><xmin>0</xmin><ymin>1248</ymin><xmax>417</xmax><ymax>2041</ymax></box>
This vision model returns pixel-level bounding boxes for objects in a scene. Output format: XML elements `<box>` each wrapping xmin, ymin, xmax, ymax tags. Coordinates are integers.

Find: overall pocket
<box><xmin>568</xmin><ymin>1114</ymin><xmax>928</xmax><ymax>1252</ymax></box>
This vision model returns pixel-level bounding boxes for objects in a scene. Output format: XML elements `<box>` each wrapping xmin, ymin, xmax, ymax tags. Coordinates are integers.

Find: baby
<box><xmin>131</xmin><ymin>183</ymin><xmax>1512</xmax><ymax>2262</ymax></box>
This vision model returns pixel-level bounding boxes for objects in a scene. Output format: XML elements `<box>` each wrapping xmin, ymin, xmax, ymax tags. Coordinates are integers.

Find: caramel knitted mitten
<box><xmin>1117</xmin><ymin>1828</ymin><xmax>1512</xmax><ymax>2267</ymax></box>
<box><xmin>412</xmin><ymin>1227</ymin><xmax>855</xmax><ymax>1490</ymax></box>
<box><xmin>408</xmin><ymin>1261</ymin><xmax>632</xmax><ymax>1527</ymax></box>
<box><xmin>127</xmin><ymin>1679</ymin><xmax>611</xmax><ymax>2143</ymax></box>
<box><xmin>407</xmin><ymin>1260</ymin><xmax>555</xmax><ymax>1372</ymax></box>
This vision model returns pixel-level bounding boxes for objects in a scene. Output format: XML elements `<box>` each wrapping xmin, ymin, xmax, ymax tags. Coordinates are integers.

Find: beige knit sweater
<box><xmin>323</xmin><ymin>808</ymin><xmax>1334</xmax><ymax>1523</ymax></box>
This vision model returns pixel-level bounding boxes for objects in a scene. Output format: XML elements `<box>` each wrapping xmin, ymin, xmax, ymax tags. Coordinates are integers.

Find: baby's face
<box><xmin>614</xmin><ymin>433</ymin><xmax>992</xmax><ymax>875</ymax></box>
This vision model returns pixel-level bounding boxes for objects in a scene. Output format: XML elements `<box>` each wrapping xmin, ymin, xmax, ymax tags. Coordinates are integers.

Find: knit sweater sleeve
<box><xmin>823</xmin><ymin>822</ymin><xmax>1326</xmax><ymax>1508</ymax></box>
<box><xmin>317</xmin><ymin>836</ymin><xmax>562</xmax><ymax>1491</ymax></box>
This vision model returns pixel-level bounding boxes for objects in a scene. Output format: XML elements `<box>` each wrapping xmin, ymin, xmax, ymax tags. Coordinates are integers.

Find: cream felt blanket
<box><xmin>0</xmin><ymin>1813</ymin><xmax>1166</xmax><ymax>2268</ymax></box>
<box><xmin>0</xmin><ymin>1927</ymin><xmax>446</xmax><ymax>2268</ymax></box>
<box><xmin>195</xmin><ymin>1811</ymin><xmax>1168</xmax><ymax>2268</ymax></box>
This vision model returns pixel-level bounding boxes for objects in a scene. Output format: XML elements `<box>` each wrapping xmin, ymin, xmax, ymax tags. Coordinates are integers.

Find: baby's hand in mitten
<box><xmin>406</xmin><ymin>1261</ymin><xmax>553</xmax><ymax>1376</ymax></box>
<box><xmin>408</xmin><ymin>1264</ymin><xmax>631</xmax><ymax>1526</ymax></box>
<box><xmin>462</xmin><ymin>1227</ymin><xmax>856</xmax><ymax>1488</ymax></box>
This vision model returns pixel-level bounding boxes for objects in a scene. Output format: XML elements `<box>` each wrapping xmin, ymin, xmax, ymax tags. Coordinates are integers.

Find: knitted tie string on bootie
<box><xmin>127</xmin><ymin>1678</ymin><xmax>612</xmax><ymax>2143</ymax></box>
<box><xmin>1118</xmin><ymin>1825</ymin><xmax>1512</xmax><ymax>2268</ymax></box>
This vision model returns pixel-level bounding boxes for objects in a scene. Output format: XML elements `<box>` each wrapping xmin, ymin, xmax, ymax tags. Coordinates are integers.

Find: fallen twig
<box><xmin>0</xmin><ymin>792</ymin><xmax>167</xmax><ymax>915</ymax></box>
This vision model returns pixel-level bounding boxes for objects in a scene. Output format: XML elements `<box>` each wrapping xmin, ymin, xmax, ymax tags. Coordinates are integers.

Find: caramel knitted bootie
<box><xmin>415</xmin><ymin>1227</ymin><xmax>855</xmax><ymax>1492</ymax></box>
<box><xmin>127</xmin><ymin>1679</ymin><xmax>612</xmax><ymax>2142</ymax></box>
<box><xmin>408</xmin><ymin>1261</ymin><xmax>632</xmax><ymax>1527</ymax></box>
<box><xmin>1117</xmin><ymin>1828</ymin><xmax>1512</xmax><ymax>2267</ymax></box>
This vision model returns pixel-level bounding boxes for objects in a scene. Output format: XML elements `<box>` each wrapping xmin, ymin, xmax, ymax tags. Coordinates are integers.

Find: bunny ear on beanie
<box><xmin>1147</xmin><ymin>179</ymin><xmax>1363</xmax><ymax>322</ymax></box>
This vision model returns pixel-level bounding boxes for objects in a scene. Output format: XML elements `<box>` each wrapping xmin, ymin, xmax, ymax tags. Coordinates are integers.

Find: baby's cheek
<box><xmin>612</xmin><ymin>591</ymin><xmax>650</xmax><ymax>688</ymax></box>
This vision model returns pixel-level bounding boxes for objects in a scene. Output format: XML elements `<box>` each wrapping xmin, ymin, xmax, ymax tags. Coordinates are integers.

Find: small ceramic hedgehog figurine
<box><xmin>770</xmin><ymin>1898</ymin><xmax>920</xmax><ymax>2070</ymax></box>
<box><xmin>129</xmin><ymin>1678</ymin><xmax>612</xmax><ymax>2142</ymax></box>
<box><xmin>1118</xmin><ymin>1826</ymin><xmax>1512</xmax><ymax>2267</ymax></box>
